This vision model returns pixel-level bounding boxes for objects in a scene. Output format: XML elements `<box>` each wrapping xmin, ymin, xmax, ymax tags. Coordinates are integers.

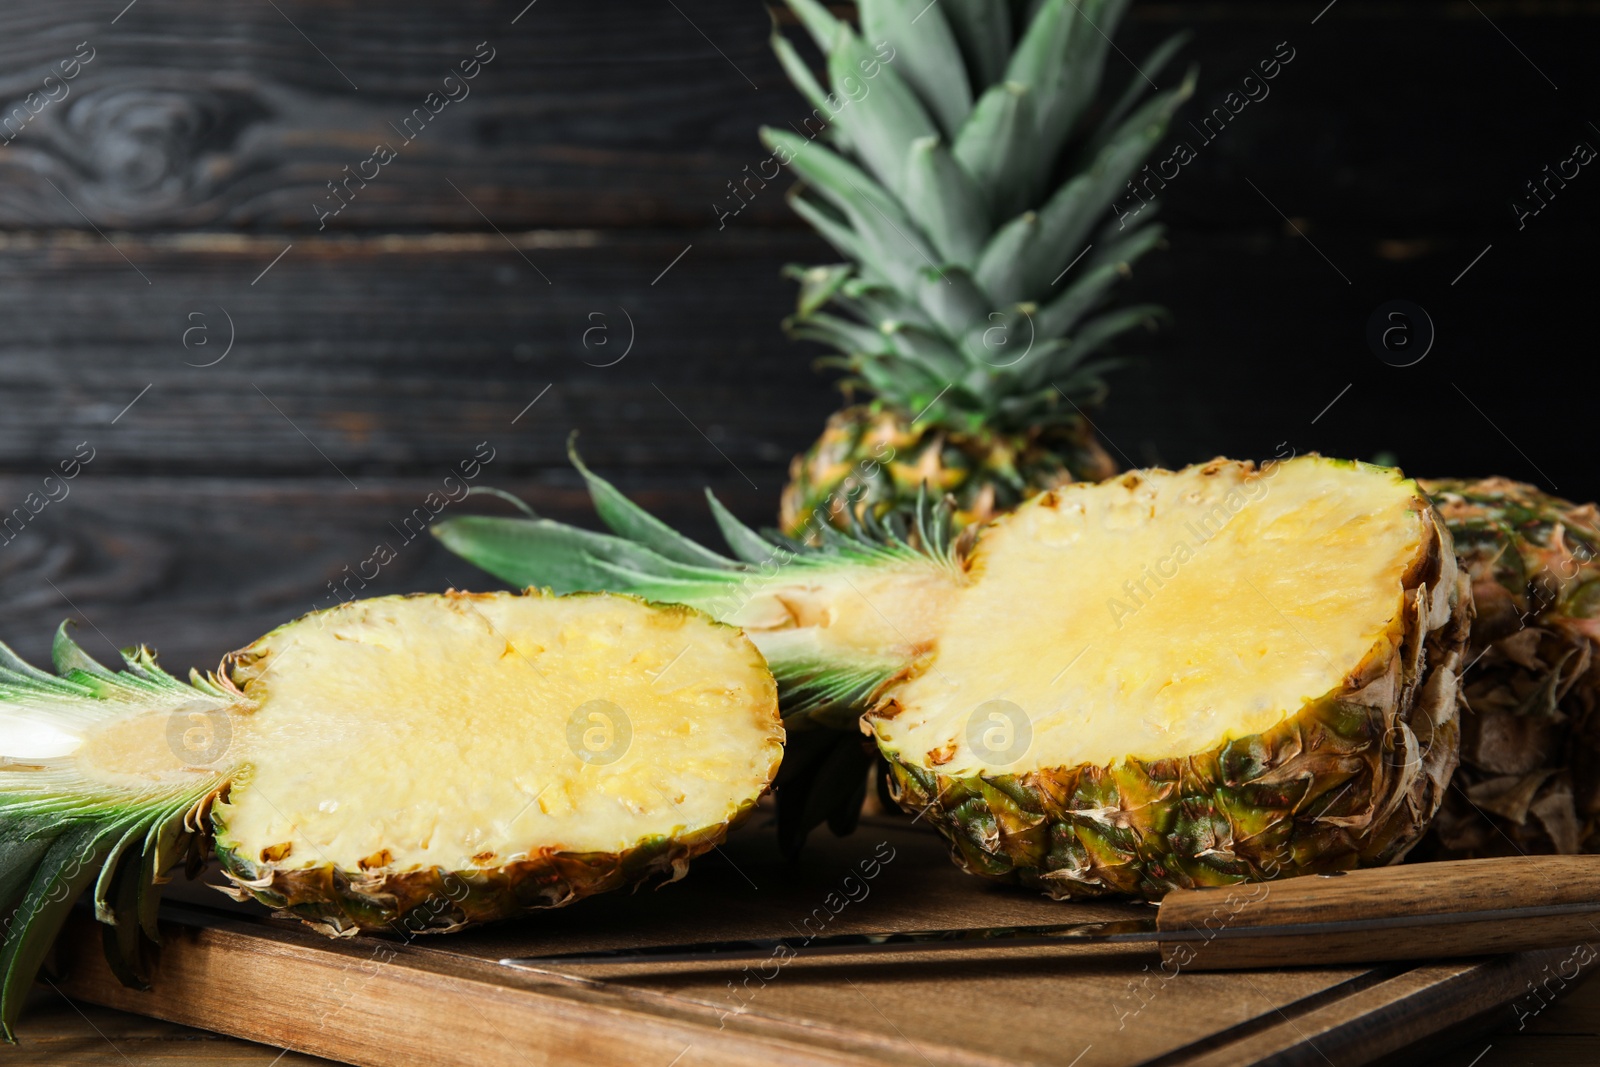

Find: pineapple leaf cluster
<box><xmin>764</xmin><ymin>0</ymin><xmax>1194</xmax><ymax>434</ymax></box>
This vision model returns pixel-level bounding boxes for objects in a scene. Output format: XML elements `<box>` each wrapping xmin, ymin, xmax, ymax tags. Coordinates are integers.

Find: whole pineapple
<box><xmin>765</xmin><ymin>0</ymin><xmax>1193</xmax><ymax>537</ymax></box>
<box><xmin>1418</xmin><ymin>477</ymin><xmax>1600</xmax><ymax>857</ymax></box>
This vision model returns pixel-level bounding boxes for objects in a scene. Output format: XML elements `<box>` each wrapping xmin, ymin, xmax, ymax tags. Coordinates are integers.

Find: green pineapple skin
<box><xmin>1418</xmin><ymin>477</ymin><xmax>1600</xmax><ymax>858</ymax></box>
<box><xmin>875</xmin><ymin>499</ymin><xmax>1470</xmax><ymax>900</ymax></box>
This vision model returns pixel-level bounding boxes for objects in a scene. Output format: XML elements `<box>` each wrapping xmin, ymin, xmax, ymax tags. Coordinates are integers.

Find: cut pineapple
<box><xmin>878</xmin><ymin>459</ymin><xmax>1436</xmax><ymax>772</ymax></box>
<box><xmin>0</xmin><ymin>591</ymin><xmax>781</xmax><ymax>1040</ymax></box>
<box><xmin>438</xmin><ymin>454</ymin><xmax>1470</xmax><ymax>899</ymax></box>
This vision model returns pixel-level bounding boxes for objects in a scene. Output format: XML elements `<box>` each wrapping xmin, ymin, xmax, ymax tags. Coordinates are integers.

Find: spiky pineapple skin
<box><xmin>211</xmin><ymin>806</ymin><xmax>759</xmax><ymax>936</ymax></box>
<box><xmin>1418</xmin><ymin>477</ymin><xmax>1600</xmax><ymax>858</ymax></box>
<box><xmin>875</xmin><ymin>494</ymin><xmax>1470</xmax><ymax>900</ymax></box>
<box><xmin>780</xmin><ymin>404</ymin><xmax>1116</xmax><ymax>538</ymax></box>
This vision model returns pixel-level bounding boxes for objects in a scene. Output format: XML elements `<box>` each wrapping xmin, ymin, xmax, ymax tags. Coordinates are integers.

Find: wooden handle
<box><xmin>1156</xmin><ymin>857</ymin><xmax>1600</xmax><ymax>971</ymax></box>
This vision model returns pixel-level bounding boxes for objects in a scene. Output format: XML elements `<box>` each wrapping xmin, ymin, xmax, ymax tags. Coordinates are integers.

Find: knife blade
<box><xmin>500</xmin><ymin>855</ymin><xmax>1600</xmax><ymax>973</ymax></box>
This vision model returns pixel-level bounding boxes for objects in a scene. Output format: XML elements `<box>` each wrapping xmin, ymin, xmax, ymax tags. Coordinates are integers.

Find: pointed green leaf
<box><xmin>953</xmin><ymin>82</ymin><xmax>1038</xmax><ymax>220</ymax></box>
<box><xmin>1033</xmin><ymin>73</ymin><xmax>1192</xmax><ymax>276</ymax></box>
<box><xmin>51</xmin><ymin>623</ymin><xmax>115</xmax><ymax>679</ymax></box>
<box><xmin>705</xmin><ymin>493</ymin><xmax>782</xmax><ymax>566</ymax></box>
<box><xmin>859</xmin><ymin>0</ymin><xmax>972</xmax><ymax>140</ymax></box>
<box><xmin>789</xmin><ymin>311</ymin><xmax>897</xmax><ymax>358</ymax></box>
<box><xmin>904</xmin><ymin>136</ymin><xmax>991</xmax><ymax>264</ymax></box>
<box><xmin>975</xmin><ymin>211</ymin><xmax>1040</xmax><ymax>307</ymax></box>
<box><xmin>432</xmin><ymin>517</ymin><xmax>740</xmax><ymax>608</ymax></box>
<box><xmin>1004</xmin><ymin>0</ymin><xmax>1078</xmax><ymax>94</ymax></box>
<box><xmin>915</xmin><ymin>266</ymin><xmax>990</xmax><ymax>339</ymax></box>
<box><xmin>1035</xmin><ymin>0</ymin><xmax>1131</xmax><ymax>158</ymax></box>
<box><xmin>102</xmin><ymin>846</ymin><xmax>151</xmax><ymax>991</ymax></box>
<box><xmin>825</xmin><ymin>32</ymin><xmax>939</xmax><ymax>196</ymax></box>
<box><xmin>787</xmin><ymin>263</ymin><xmax>854</xmax><ymax>317</ymax></box>
<box><xmin>937</xmin><ymin>0</ymin><xmax>1012</xmax><ymax>89</ymax></box>
<box><xmin>770</xmin><ymin>31</ymin><xmax>850</xmax><ymax>150</ymax></box>
<box><xmin>785</xmin><ymin>190</ymin><xmax>864</xmax><ymax>259</ymax></box>
<box><xmin>886</xmin><ymin>323</ymin><xmax>967</xmax><ymax>381</ymax></box>
<box><xmin>1</xmin><ymin>825</ymin><xmax>116</xmax><ymax>1041</ymax></box>
<box><xmin>782</xmin><ymin>0</ymin><xmax>843</xmax><ymax>53</ymax></box>
<box><xmin>1034</xmin><ymin>261</ymin><xmax>1126</xmax><ymax>339</ymax></box>
<box><xmin>568</xmin><ymin>444</ymin><xmax>735</xmax><ymax>569</ymax></box>
<box><xmin>1092</xmin><ymin>32</ymin><xmax>1191</xmax><ymax>145</ymax></box>
<box><xmin>0</xmin><ymin>832</ymin><xmax>53</xmax><ymax>921</ymax></box>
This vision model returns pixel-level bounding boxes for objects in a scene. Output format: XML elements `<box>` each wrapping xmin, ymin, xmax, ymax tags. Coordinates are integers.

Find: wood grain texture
<box><xmin>0</xmin><ymin>3</ymin><xmax>1594</xmax><ymax>232</ymax></box>
<box><xmin>41</xmin><ymin>820</ymin><xmax>1586</xmax><ymax>1067</ymax></box>
<box><xmin>1156</xmin><ymin>857</ymin><xmax>1600</xmax><ymax>969</ymax></box>
<box><xmin>1</xmin><ymin>227</ymin><xmax>1596</xmax><ymax>498</ymax></box>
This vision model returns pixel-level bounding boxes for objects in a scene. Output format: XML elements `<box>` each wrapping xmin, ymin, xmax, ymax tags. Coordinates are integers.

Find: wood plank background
<box><xmin>0</xmin><ymin>1</ymin><xmax>1596</xmax><ymax>1061</ymax></box>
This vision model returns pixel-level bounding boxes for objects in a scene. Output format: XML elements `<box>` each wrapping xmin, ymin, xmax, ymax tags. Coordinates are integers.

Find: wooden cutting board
<box><xmin>42</xmin><ymin>817</ymin><xmax>1565</xmax><ymax>1067</ymax></box>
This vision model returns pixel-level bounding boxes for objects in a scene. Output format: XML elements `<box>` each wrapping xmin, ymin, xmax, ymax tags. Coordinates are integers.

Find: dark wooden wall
<box><xmin>0</xmin><ymin>0</ymin><xmax>1594</xmax><ymax>671</ymax></box>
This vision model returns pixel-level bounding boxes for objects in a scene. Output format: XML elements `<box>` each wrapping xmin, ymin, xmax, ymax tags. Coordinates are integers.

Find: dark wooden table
<box><xmin>2</xmin><ymin>1</ymin><xmax>1597</xmax><ymax>1063</ymax></box>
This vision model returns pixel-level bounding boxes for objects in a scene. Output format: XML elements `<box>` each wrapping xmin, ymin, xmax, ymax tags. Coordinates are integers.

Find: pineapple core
<box><xmin>190</xmin><ymin>593</ymin><xmax>784</xmax><ymax>872</ymax></box>
<box><xmin>876</xmin><ymin>459</ymin><xmax>1430</xmax><ymax>775</ymax></box>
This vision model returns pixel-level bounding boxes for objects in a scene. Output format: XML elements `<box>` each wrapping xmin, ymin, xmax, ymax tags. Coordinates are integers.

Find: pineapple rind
<box><xmin>212</xmin><ymin>804</ymin><xmax>757</xmax><ymax>937</ymax></box>
<box><xmin>879</xmin><ymin>494</ymin><xmax>1471</xmax><ymax>899</ymax></box>
<box><xmin>1418</xmin><ymin>477</ymin><xmax>1600</xmax><ymax>857</ymax></box>
<box><xmin>779</xmin><ymin>402</ymin><xmax>1116</xmax><ymax>538</ymax></box>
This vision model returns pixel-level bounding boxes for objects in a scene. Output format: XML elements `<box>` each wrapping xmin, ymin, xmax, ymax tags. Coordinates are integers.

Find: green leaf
<box><xmin>769</xmin><ymin>31</ymin><xmax>849</xmax><ymax>150</ymax></box>
<box><xmin>937</xmin><ymin>0</ymin><xmax>1012</xmax><ymax>90</ymax></box>
<box><xmin>763</xmin><ymin>129</ymin><xmax>937</xmax><ymax>292</ymax></box>
<box><xmin>786</xmin><ymin>193</ymin><xmax>875</xmax><ymax>280</ymax></box>
<box><xmin>1004</xmin><ymin>0</ymin><xmax>1078</xmax><ymax>97</ymax></box>
<box><xmin>858</xmin><ymin>0</ymin><xmax>972</xmax><ymax>140</ymax></box>
<box><xmin>782</xmin><ymin>0</ymin><xmax>843</xmax><ymax>53</ymax></box>
<box><xmin>825</xmin><ymin>32</ymin><xmax>940</xmax><ymax>196</ymax></box>
<box><xmin>1092</xmin><ymin>32</ymin><xmax>1191</xmax><ymax>146</ymax></box>
<box><xmin>788</xmin><ymin>312</ymin><xmax>897</xmax><ymax>358</ymax></box>
<box><xmin>568</xmin><ymin>443</ymin><xmax>735</xmax><ymax>569</ymax></box>
<box><xmin>431</xmin><ymin>517</ymin><xmax>738</xmax><ymax>604</ymax></box>
<box><xmin>1035</xmin><ymin>0</ymin><xmax>1131</xmax><ymax>158</ymax></box>
<box><xmin>51</xmin><ymin>623</ymin><xmax>114</xmax><ymax>680</ymax></box>
<box><xmin>1032</xmin><ymin>75</ymin><xmax>1191</xmax><ymax>276</ymax></box>
<box><xmin>915</xmin><ymin>266</ymin><xmax>990</xmax><ymax>340</ymax></box>
<box><xmin>101</xmin><ymin>845</ymin><xmax>151</xmax><ymax>991</ymax></box>
<box><xmin>975</xmin><ymin>211</ymin><xmax>1040</xmax><ymax>307</ymax></box>
<box><xmin>885</xmin><ymin>323</ymin><xmax>968</xmax><ymax>381</ymax></box>
<box><xmin>704</xmin><ymin>492</ymin><xmax>781</xmax><ymax>566</ymax></box>
<box><xmin>903</xmin><ymin>136</ymin><xmax>991</xmax><ymax>265</ymax></box>
<box><xmin>1</xmin><ymin>825</ymin><xmax>116</xmax><ymax>1041</ymax></box>
<box><xmin>953</xmin><ymin>82</ymin><xmax>1038</xmax><ymax>220</ymax></box>
<box><xmin>788</xmin><ymin>263</ymin><xmax>854</xmax><ymax>317</ymax></box>
<box><xmin>1021</xmin><ymin>303</ymin><xmax>1161</xmax><ymax>390</ymax></box>
<box><xmin>0</xmin><ymin>831</ymin><xmax>53</xmax><ymax>921</ymax></box>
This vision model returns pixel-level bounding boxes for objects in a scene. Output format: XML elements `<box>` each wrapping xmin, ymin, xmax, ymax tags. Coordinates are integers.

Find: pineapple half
<box><xmin>0</xmin><ymin>591</ymin><xmax>782</xmax><ymax>1040</ymax></box>
<box><xmin>437</xmin><ymin>454</ymin><xmax>1471</xmax><ymax>899</ymax></box>
<box><xmin>1417</xmin><ymin>477</ymin><xmax>1600</xmax><ymax>857</ymax></box>
<box><xmin>766</xmin><ymin>0</ymin><xmax>1193</xmax><ymax>537</ymax></box>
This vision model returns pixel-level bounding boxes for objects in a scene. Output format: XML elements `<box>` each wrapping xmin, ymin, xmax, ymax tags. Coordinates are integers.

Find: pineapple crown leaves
<box><xmin>0</xmin><ymin>628</ymin><xmax>237</xmax><ymax>1039</ymax></box>
<box><xmin>434</xmin><ymin>442</ymin><xmax>960</xmax><ymax>711</ymax></box>
<box><xmin>764</xmin><ymin>0</ymin><xmax>1194</xmax><ymax>432</ymax></box>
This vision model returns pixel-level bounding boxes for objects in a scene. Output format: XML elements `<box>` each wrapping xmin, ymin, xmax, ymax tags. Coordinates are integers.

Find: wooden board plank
<box><xmin>0</xmin><ymin>3</ymin><xmax>1595</xmax><ymax>231</ymax></box>
<box><xmin>39</xmin><ymin>820</ymin><xmax>1582</xmax><ymax>1067</ymax></box>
